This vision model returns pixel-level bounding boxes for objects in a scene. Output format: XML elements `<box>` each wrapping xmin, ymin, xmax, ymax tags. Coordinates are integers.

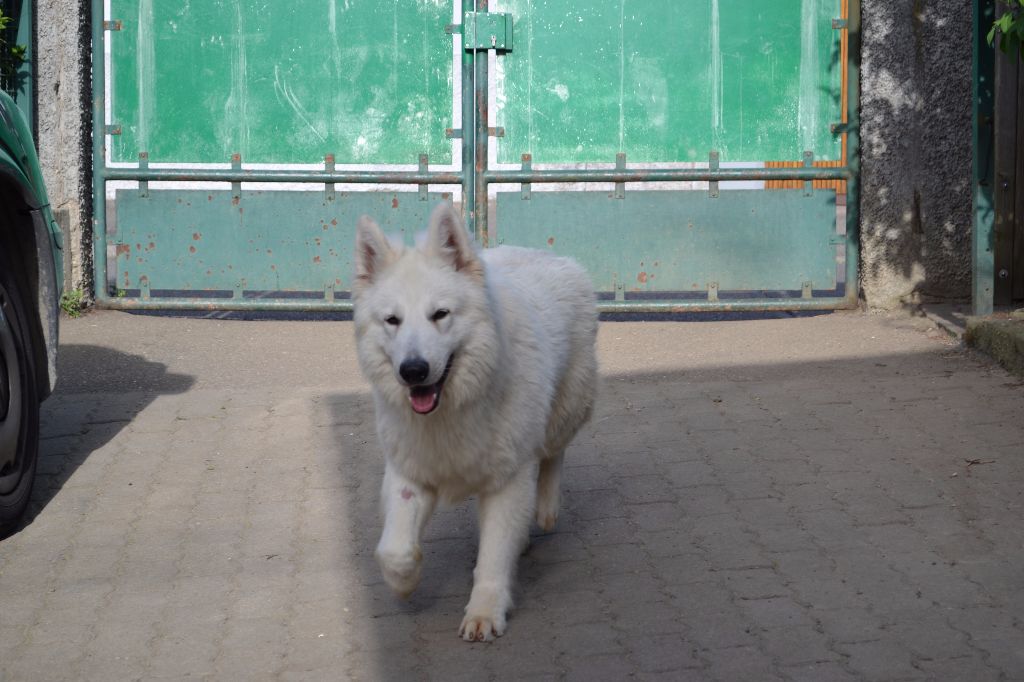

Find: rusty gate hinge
<box><xmin>138</xmin><ymin>152</ymin><xmax>149</xmax><ymax>198</ymax></box>
<box><xmin>231</xmin><ymin>153</ymin><xmax>242</xmax><ymax>202</ymax></box>
<box><xmin>103</xmin><ymin>20</ymin><xmax>123</xmax><ymax>31</ymax></box>
<box><xmin>463</xmin><ymin>11</ymin><xmax>513</xmax><ymax>52</ymax></box>
<box><xmin>802</xmin><ymin>150</ymin><xmax>814</xmax><ymax>197</ymax></box>
<box><xmin>709</xmin><ymin>151</ymin><xmax>720</xmax><ymax>198</ymax></box>
<box><xmin>325</xmin><ymin>154</ymin><xmax>336</xmax><ymax>202</ymax></box>
<box><xmin>521</xmin><ymin>154</ymin><xmax>532</xmax><ymax>201</ymax></box>
<box><xmin>614</xmin><ymin>153</ymin><xmax>626</xmax><ymax>200</ymax></box>
<box><xmin>418</xmin><ymin>154</ymin><xmax>429</xmax><ymax>201</ymax></box>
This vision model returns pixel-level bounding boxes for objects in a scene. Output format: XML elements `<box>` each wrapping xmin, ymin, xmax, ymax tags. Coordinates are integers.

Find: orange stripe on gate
<box><xmin>765</xmin><ymin>0</ymin><xmax>848</xmax><ymax>196</ymax></box>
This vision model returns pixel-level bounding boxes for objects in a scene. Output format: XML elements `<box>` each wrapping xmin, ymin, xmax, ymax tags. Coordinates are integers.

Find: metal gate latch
<box><xmin>463</xmin><ymin>11</ymin><xmax>513</xmax><ymax>52</ymax></box>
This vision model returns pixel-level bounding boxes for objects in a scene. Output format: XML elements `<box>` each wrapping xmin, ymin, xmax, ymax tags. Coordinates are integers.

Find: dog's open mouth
<box><xmin>408</xmin><ymin>355</ymin><xmax>453</xmax><ymax>415</ymax></box>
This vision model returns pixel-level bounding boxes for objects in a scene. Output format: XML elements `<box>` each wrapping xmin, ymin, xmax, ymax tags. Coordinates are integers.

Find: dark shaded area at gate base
<box><xmin>113</xmin><ymin>283</ymin><xmax>846</xmax><ymax>322</ymax></box>
<box><xmin>120</xmin><ymin>309</ymin><xmax>832</xmax><ymax>323</ymax></box>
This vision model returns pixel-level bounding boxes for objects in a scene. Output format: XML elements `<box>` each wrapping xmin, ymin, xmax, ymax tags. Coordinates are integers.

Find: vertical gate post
<box><xmin>461</xmin><ymin>0</ymin><xmax>476</xmax><ymax>236</ymax></box>
<box><xmin>91</xmin><ymin>0</ymin><xmax>110</xmax><ymax>303</ymax></box>
<box><xmin>973</xmin><ymin>0</ymin><xmax>996</xmax><ymax>316</ymax></box>
<box><xmin>845</xmin><ymin>0</ymin><xmax>862</xmax><ymax>307</ymax></box>
<box><xmin>473</xmin><ymin>0</ymin><xmax>489</xmax><ymax>246</ymax></box>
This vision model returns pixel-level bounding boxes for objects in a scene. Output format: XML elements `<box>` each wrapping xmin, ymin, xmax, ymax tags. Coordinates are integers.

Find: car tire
<box><xmin>0</xmin><ymin>252</ymin><xmax>40</xmax><ymax>534</ymax></box>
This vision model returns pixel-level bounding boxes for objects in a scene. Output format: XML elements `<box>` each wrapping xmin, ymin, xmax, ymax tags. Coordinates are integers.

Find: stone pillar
<box><xmin>859</xmin><ymin>0</ymin><xmax>973</xmax><ymax>309</ymax></box>
<box><xmin>35</xmin><ymin>0</ymin><xmax>92</xmax><ymax>300</ymax></box>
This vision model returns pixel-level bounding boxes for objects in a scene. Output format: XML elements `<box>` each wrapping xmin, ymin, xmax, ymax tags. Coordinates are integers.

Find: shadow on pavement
<box><xmin>319</xmin><ymin>344</ymin><xmax>1024</xmax><ymax>678</ymax></box>
<box><xmin>11</xmin><ymin>344</ymin><xmax>194</xmax><ymax>535</ymax></box>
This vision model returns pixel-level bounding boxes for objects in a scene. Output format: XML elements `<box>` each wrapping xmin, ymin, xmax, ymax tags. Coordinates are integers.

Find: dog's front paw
<box><xmin>375</xmin><ymin>544</ymin><xmax>423</xmax><ymax>598</ymax></box>
<box><xmin>459</xmin><ymin>612</ymin><xmax>506</xmax><ymax>642</ymax></box>
<box><xmin>459</xmin><ymin>586</ymin><xmax>510</xmax><ymax>642</ymax></box>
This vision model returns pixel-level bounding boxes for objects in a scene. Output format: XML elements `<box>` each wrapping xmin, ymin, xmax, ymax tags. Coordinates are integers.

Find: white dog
<box><xmin>352</xmin><ymin>203</ymin><xmax>598</xmax><ymax>641</ymax></box>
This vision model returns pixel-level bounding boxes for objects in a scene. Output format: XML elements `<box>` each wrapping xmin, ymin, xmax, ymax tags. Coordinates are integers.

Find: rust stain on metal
<box><xmin>189</xmin><ymin>246</ymin><xmax>197</xmax><ymax>254</ymax></box>
<box><xmin>331</xmin><ymin>218</ymin><xmax>338</xmax><ymax>226</ymax></box>
<box><xmin>232</xmin><ymin>196</ymin><xmax>240</xmax><ymax>206</ymax></box>
<box><xmin>192</xmin><ymin>232</ymin><xmax>201</xmax><ymax>241</ymax></box>
<box><xmin>208</xmin><ymin>194</ymin><xmax>213</xmax><ymax>201</ymax></box>
<box><xmin>123</xmin><ymin>271</ymin><xmax>130</xmax><ymax>286</ymax></box>
<box><xmin>547</xmin><ymin>237</ymin><xmax>555</xmax><ymax>246</ymax></box>
<box><xmin>637</xmin><ymin>272</ymin><xmax>648</xmax><ymax>284</ymax></box>
<box><xmin>115</xmin><ymin>244</ymin><xmax>131</xmax><ymax>257</ymax></box>
<box><xmin>270</xmin><ymin>265</ymin><xmax>276</xmax><ymax>271</ymax></box>
<box><xmin>147</xmin><ymin>242</ymin><xmax>155</xmax><ymax>251</ymax></box>
<box><xmin>313</xmin><ymin>256</ymin><xmax>321</xmax><ymax>264</ymax></box>
<box><xmin>392</xmin><ymin>197</ymin><xmax>399</xmax><ymax>209</ymax></box>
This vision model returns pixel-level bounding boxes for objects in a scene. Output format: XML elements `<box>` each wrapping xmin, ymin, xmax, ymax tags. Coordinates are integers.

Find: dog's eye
<box><xmin>431</xmin><ymin>309</ymin><xmax>449</xmax><ymax>322</ymax></box>
<box><xmin>385</xmin><ymin>315</ymin><xmax>401</xmax><ymax>326</ymax></box>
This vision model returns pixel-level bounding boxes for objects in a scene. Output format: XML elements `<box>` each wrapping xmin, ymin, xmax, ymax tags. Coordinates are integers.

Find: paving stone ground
<box><xmin>1</xmin><ymin>309</ymin><xmax>1023</xmax><ymax>681</ymax></box>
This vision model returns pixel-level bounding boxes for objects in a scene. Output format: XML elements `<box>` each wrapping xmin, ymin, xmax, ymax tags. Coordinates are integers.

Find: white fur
<box><xmin>353</xmin><ymin>204</ymin><xmax>598</xmax><ymax>642</ymax></box>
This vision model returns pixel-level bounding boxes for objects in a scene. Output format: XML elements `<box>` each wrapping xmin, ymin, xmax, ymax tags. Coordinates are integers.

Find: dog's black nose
<box><xmin>399</xmin><ymin>357</ymin><xmax>430</xmax><ymax>385</ymax></box>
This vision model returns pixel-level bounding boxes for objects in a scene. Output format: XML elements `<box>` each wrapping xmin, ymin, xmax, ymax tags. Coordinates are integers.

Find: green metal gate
<box><xmin>92</xmin><ymin>0</ymin><xmax>860</xmax><ymax>312</ymax></box>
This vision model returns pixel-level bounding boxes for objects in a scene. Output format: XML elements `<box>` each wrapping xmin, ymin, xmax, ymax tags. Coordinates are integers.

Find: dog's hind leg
<box><xmin>535</xmin><ymin>451</ymin><xmax>564</xmax><ymax>532</ymax></box>
<box><xmin>375</xmin><ymin>462</ymin><xmax>437</xmax><ymax>598</ymax></box>
<box><xmin>460</xmin><ymin>462</ymin><xmax>537</xmax><ymax>642</ymax></box>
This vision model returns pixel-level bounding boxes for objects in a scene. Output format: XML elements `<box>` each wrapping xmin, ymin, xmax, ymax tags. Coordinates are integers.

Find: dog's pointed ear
<box><xmin>354</xmin><ymin>215</ymin><xmax>395</xmax><ymax>291</ymax></box>
<box><xmin>426</xmin><ymin>203</ymin><xmax>482</xmax><ymax>278</ymax></box>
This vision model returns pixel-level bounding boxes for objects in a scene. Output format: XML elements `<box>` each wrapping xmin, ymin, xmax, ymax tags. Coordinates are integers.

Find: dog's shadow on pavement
<box><xmin>12</xmin><ymin>344</ymin><xmax>194</xmax><ymax>535</ymax></box>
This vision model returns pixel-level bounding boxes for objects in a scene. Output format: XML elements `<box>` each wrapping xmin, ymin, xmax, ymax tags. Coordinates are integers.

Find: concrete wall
<box><xmin>31</xmin><ymin>0</ymin><xmax>975</xmax><ymax>310</ymax></box>
<box><xmin>859</xmin><ymin>0</ymin><xmax>974</xmax><ymax>308</ymax></box>
<box><xmin>35</xmin><ymin>0</ymin><xmax>92</xmax><ymax>300</ymax></box>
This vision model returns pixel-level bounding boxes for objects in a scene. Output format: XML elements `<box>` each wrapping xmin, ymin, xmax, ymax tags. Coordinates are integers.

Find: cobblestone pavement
<box><xmin>1</xmin><ymin>310</ymin><xmax>1023</xmax><ymax>681</ymax></box>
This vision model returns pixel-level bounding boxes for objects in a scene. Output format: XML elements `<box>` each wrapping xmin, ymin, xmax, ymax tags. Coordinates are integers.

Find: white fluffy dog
<box><xmin>352</xmin><ymin>203</ymin><xmax>598</xmax><ymax>641</ymax></box>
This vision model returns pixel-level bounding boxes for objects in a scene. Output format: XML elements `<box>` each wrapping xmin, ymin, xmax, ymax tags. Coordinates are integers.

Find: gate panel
<box><xmin>494</xmin><ymin>0</ymin><xmax>842</xmax><ymax>164</ymax></box>
<box><xmin>113</xmin><ymin>190</ymin><xmax>452</xmax><ymax>295</ymax></box>
<box><xmin>108</xmin><ymin>0</ymin><xmax>455</xmax><ymax>165</ymax></box>
<box><xmin>496</xmin><ymin>190</ymin><xmax>838</xmax><ymax>295</ymax></box>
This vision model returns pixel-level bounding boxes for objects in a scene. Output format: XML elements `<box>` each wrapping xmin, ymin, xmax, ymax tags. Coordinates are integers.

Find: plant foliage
<box><xmin>989</xmin><ymin>0</ymin><xmax>1024</xmax><ymax>61</ymax></box>
<box><xmin>0</xmin><ymin>8</ymin><xmax>26</xmax><ymax>95</ymax></box>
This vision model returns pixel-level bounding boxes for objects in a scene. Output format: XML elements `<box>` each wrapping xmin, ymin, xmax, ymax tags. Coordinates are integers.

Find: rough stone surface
<box><xmin>966</xmin><ymin>317</ymin><xmax>1024</xmax><ymax>378</ymax></box>
<box><xmin>35</xmin><ymin>0</ymin><xmax>93</xmax><ymax>298</ymax></box>
<box><xmin>2</xmin><ymin>310</ymin><xmax>1023</xmax><ymax>680</ymax></box>
<box><xmin>859</xmin><ymin>0</ymin><xmax>973</xmax><ymax>308</ymax></box>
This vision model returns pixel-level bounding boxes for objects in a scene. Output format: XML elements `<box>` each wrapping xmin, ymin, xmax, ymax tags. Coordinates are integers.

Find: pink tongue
<box><xmin>410</xmin><ymin>387</ymin><xmax>439</xmax><ymax>414</ymax></box>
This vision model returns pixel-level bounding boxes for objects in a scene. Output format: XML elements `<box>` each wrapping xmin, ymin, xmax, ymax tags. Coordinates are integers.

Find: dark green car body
<box><xmin>0</xmin><ymin>89</ymin><xmax>63</xmax><ymax>531</ymax></box>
